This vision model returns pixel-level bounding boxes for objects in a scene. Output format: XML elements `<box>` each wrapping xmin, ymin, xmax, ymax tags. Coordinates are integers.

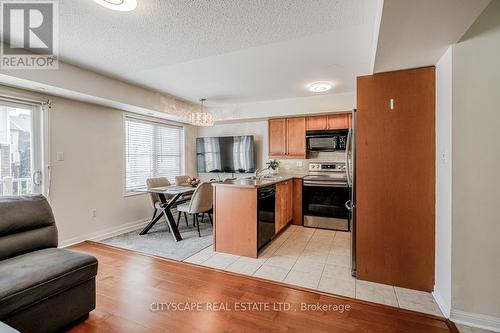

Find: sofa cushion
<box><xmin>0</xmin><ymin>195</ymin><xmax>58</xmax><ymax>260</ymax></box>
<box><xmin>0</xmin><ymin>248</ymin><xmax>98</xmax><ymax>319</ymax></box>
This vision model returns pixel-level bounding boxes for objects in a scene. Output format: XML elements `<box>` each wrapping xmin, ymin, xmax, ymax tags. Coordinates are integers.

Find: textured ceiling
<box><xmin>58</xmin><ymin>0</ymin><xmax>379</xmax><ymax>105</ymax></box>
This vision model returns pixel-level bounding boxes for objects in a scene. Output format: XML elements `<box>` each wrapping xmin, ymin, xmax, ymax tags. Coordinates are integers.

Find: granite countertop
<box><xmin>211</xmin><ymin>174</ymin><xmax>303</xmax><ymax>189</ymax></box>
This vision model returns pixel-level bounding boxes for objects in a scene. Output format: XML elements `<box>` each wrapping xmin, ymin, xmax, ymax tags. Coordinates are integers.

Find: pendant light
<box><xmin>191</xmin><ymin>98</ymin><xmax>214</xmax><ymax>126</ymax></box>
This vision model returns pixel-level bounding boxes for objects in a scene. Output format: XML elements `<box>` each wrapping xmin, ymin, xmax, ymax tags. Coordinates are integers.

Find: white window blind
<box><xmin>125</xmin><ymin>117</ymin><xmax>183</xmax><ymax>191</ymax></box>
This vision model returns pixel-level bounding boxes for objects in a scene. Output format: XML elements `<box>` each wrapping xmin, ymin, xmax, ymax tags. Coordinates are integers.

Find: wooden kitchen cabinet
<box><xmin>356</xmin><ymin>66</ymin><xmax>435</xmax><ymax>292</ymax></box>
<box><xmin>213</xmin><ymin>178</ymin><xmax>294</xmax><ymax>258</ymax></box>
<box><xmin>306</xmin><ymin>115</ymin><xmax>327</xmax><ymax>130</ymax></box>
<box><xmin>286</xmin><ymin>180</ymin><xmax>293</xmax><ymax>223</ymax></box>
<box><xmin>286</xmin><ymin>118</ymin><xmax>306</xmax><ymax>157</ymax></box>
<box><xmin>268</xmin><ymin>119</ymin><xmax>287</xmax><ymax>156</ymax></box>
<box><xmin>213</xmin><ymin>186</ymin><xmax>258</xmax><ymax>258</ymax></box>
<box><xmin>306</xmin><ymin>114</ymin><xmax>351</xmax><ymax>130</ymax></box>
<box><xmin>275</xmin><ymin>180</ymin><xmax>293</xmax><ymax>233</ymax></box>
<box><xmin>292</xmin><ymin>178</ymin><xmax>302</xmax><ymax>225</ymax></box>
<box><xmin>327</xmin><ymin>114</ymin><xmax>350</xmax><ymax>129</ymax></box>
<box><xmin>269</xmin><ymin>114</ymin><xmax>352</xmax><ymax>159</ymax></box>
<box><xmin>268</xmin><ymin>117</ymin><xmax>306</xmax><ymax>158</ymax></box>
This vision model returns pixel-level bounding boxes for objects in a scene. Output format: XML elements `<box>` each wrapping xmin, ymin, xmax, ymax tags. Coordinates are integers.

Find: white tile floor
<box><xmin>183</xmin><ymin>225</ymin><xmax>443</xmax><ymax>317</ymax></box>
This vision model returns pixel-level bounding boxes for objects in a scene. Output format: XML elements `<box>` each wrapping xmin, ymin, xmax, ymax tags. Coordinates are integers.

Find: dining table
<box><xmin>133</xmin><ymin>185</ymin><xmax>196</xmax><ymax>242</ymax></box>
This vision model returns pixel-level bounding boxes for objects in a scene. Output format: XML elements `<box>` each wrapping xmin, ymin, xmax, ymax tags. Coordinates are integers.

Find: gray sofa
<box><xmin>0</xmin><ymin>195</ymin><xmax>98</xmax><ymax>333</ymax></box>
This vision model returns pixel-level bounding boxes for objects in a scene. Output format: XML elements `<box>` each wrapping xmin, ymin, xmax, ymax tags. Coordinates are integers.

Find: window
<box><xmin>124</xmin><ymin>116</ymin><xmax>183</xmax><ymax>192</ymax></box>
<box><xmin>0</xmin><ymin>99</ymin><xmax>46</xmax><ymax>196</ymax></box>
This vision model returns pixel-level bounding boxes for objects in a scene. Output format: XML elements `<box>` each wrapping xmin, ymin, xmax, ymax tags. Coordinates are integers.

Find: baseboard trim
<box><xmin>59</xmin><ymin>218</ymin><xmax>150</xmax><ymax>248</ymax></box>
<box><xmin>451</xmin><ymin>309</ymin><xmax>500</xmax><ymax>332</ymax></box>
<box><xmin>432</xmin><ymin>290</ymin><xmax>451</xmax><ymax>318</ymax></box>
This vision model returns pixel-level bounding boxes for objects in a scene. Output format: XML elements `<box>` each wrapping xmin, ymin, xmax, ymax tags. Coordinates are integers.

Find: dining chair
<box><xmin>175</xmin><ymin>175</ymin><xmax>191</xmax><ymax>186</ymax></box>
<box><xmin>145</xmin><ymin>177</ymin><xmax>180</xmax><ymax>230</ymax></box>
<box><xmin>176</xmin><ymin>182</ymin><xmax>213</xmax><ymax>237</ymax></box>
<box><xmin>175</xmin><ymin>175</ymin><xmax>194</xmax><ymax>205</ymax></box>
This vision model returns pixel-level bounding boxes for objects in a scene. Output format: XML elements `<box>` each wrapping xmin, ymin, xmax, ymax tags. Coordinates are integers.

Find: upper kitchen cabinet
<box><xmin>286</xmin><ymin>118</ymin><xmax>306</xmax><ymax>157</ymax></box>
<box><xmin>268</xmin><ymin>119</ymin><xmax>287</xmax><ymax>156</ymax></box>
<box><xmin>356</xmin><ymin>66</ymin><xmax>435</xmax><ymax>292</ymax></box>
<box><xmin>306</xmin><ymin>114</ymin><xmax>351</xmax><ymax>130</ymax></box>
<box><xmin>268</xmin><ymin>117</ymin><xmax>306</xmax><ymax>159</ymax></box>
<box><xmin>306</xmin><ymin>115</ymin><xmax>327</xmax><ymax>130</ymax></box>
<box><xmin>327</xmin><ymin>114</ymin><xmax>350</xmax><ymax>129</ymax></box>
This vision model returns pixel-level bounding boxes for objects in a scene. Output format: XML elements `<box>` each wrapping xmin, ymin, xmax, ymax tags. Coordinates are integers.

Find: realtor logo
<box><xmin>1</xmin><ymin>0</ymin><xmax>58</xmax><ymax>69</ymax></box>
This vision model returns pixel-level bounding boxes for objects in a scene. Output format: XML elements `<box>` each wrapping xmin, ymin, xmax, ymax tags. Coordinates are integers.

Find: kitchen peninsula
<box><xmin>212</xmin><ymin>176</ymin><xmax>302</xmax><ymax>258</ymax></box>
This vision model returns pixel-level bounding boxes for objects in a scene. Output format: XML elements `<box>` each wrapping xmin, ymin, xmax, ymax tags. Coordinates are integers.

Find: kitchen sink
<box><xmin>261</xmin><ymin>175</ymin><xmax>284</xmax><ymax>180</ymax></box>
<box><xmin>242</xmin><ymin>175</ymin><xmax>284</xmax><ymax>181</ymax></box>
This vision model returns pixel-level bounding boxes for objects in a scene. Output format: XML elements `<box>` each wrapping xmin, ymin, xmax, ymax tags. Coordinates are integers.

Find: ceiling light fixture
<box><xmin>308</xmin><ymin>81</ymin><xmax>333</xmax><ymax>93</ymax></box>
<box><xmin>191</xmin><ymin>98</ymin><xmax>214</xmax><ymax>127</ymax></box>
<box><xmin>93</xmin><ymin>0</ymin><xmax>137</xmax><ymax>12</ymax></box>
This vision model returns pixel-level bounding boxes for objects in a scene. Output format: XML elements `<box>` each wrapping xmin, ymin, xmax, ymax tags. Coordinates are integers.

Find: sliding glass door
<box><xmin>0</xmin><ymin>100</ymin><xmax>45</xmax><ymax>196</ymax></box>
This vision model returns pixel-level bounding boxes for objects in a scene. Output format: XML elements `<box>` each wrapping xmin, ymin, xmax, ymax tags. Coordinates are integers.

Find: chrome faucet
<box><xmin>255</xmin><ymin>167</ymin><xmax>269</xmax><ymax>178</ymax></box>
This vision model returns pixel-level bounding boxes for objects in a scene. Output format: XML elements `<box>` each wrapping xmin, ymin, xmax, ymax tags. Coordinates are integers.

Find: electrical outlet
<box><xmin>296</xmin><ymin>161</ymin><xmax>303</xmax><ymax>167</ymax></box>
<box><xmin>91</xmin><ymin>209</ymin><xmax>97</xmax><ymax>218</ymax></box>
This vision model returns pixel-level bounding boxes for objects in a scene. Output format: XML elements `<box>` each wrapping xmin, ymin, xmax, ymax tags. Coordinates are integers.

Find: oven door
<box><xmin>302</xmin><ymin>181</ymin><xmax>349</xmax><ymax>231</ymax></box>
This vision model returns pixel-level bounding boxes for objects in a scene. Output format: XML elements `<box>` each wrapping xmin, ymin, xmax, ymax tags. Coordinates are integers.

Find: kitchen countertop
<box><xmin>211</xmin><ymin>174</ymin><xmax>303</xmax><ymax>189</ymax></box>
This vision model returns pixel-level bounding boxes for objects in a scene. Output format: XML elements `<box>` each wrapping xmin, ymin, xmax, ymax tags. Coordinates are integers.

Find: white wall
<box><xmin>450</xmin><ymin>0</ymin><xmax>500</xmax><ymax>328</ymax></box>
<box><xmin>434</xmin><ymin>46</ymin><xmax>453</xmax><ymax>317</ymax></box>
<box><xmin>0</xmin><ymin>54</ymin><xmax>197</xmax><ymax>123</ymax></box>
<box><xmin>0</xmin><ymin>84</ymin><xmax>197</xmax><ymax>246</ymax></box>
<box><xmin>213</xmin><ymin>92</ymin><xmax>355</xmax><ymax>122</ymax></box>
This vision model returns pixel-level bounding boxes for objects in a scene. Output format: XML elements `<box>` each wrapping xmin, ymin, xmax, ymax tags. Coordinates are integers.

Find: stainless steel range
<box><xmin>302</xmin><ymin>161</ymin><xmax>350</xmax><ymax>231</ymax></box>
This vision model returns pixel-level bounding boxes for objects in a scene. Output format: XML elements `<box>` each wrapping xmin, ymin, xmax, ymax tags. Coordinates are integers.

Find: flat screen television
<box><xmin>196</xmin><ymin>136</ymin><xmax>255</xmax><ymax>173</ymax></box>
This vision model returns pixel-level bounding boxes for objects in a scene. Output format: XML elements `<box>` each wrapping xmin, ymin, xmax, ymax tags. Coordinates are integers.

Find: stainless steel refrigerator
<box><xmin>346</xmin><ymin>109</ymin><xmax>356</xmax><ymax>277</ymax></box>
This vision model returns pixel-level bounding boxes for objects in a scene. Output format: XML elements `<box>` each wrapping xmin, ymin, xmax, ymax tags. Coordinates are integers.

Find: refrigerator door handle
<box><xmin>345</xmin><ymin>200</ymin><xmax>352</xmax><ymax>211</ymax></box>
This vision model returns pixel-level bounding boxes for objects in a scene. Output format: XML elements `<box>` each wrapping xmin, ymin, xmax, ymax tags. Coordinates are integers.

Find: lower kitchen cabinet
<box><xmin>213</xmin><ymin>178</ymin><xmax>296</xmax><ymax>258</ymax></box>
<box><xmin>275</xmin><ymin>180</ymin><xmax>293</xmax><ymax>233</ymax></box>
<box><xmin>292</xmin><ymin>178</ymin><xmax>302</xmax><ymax>225</ymax></box>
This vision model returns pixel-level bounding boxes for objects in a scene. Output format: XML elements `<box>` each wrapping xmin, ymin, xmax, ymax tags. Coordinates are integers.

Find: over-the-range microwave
<box><xmin>306</xmin><ymin>129</ymin><xmax>349</xmax><ymax>152</ymax></box>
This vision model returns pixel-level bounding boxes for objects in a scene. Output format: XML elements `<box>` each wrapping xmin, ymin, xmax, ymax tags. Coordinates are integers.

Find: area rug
<box><xmin>100</xmin><ymin>216</ymin><xmax>213</xmax><ymax>261</ymax></box>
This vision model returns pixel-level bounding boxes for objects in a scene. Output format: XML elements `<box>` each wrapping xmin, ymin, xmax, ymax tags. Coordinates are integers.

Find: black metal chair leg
<box><xmin>208</xmin><ymin>212</ymin><xmax>213</xmax><ymax>226</ymax></box>
<box><xmin>176</xmin><ymin>211</ymin><xmax>181</xmax><ymax>227</ymax></box>
<box><xmin>184</xmin><ymin>212</ymin><xmax>189</xmax><ymax>227</ymax></box>
<box><xmin>195</xmin><ymin>214</ymin><xmax>201</xmax><ymax>237</ymax></box>
<box><xmin>201</xmin><ymin>212</ymin><xmax>205</xmax><ymax>223</ymax></box>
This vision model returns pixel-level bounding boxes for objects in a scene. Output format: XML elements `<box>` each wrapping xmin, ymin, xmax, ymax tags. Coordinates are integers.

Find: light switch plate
<box><xmin>56</xmin><ymin>152</ymin><xmax>64</xmax><ymax>161</ymax></box>
<box><xmin>440</xmin><ymin>151</ymin><xmax>448</xmax><ymax>164</ymax></box>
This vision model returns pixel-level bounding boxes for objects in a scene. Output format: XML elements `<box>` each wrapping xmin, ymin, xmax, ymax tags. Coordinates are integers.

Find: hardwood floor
<box><xmin>68</xmin><ymin>242</ymin><xmax>458</xmax><ymax>333</ymax></box>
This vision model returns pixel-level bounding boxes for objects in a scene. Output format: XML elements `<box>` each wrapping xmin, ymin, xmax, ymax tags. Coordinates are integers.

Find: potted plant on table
<box><xmin>266</xmin><ymin>160</ymin><xmax>280</xmax><ymax>175</ymax></box>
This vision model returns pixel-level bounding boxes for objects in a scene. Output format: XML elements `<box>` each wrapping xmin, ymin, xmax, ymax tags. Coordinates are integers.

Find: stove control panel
<box><xmin>308</xmin><ymin>162</ymin><xmax>346</xmax><ymax>172</ymax></box>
